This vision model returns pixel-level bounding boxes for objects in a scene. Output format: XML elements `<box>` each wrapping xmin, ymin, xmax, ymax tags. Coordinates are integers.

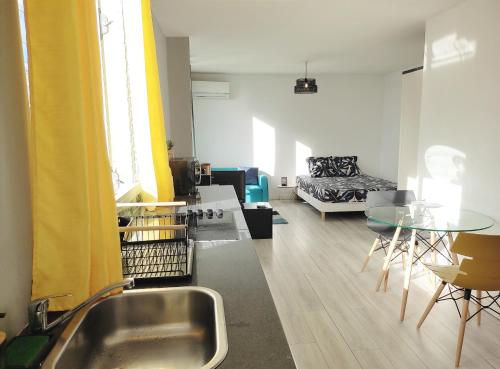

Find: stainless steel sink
<box><xmin>42</xmin><ymin>287</ymin><xmax>228</xmax><ymax>369</ymax></box>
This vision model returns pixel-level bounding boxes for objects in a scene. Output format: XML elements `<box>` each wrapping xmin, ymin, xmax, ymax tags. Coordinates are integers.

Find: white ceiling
<box><xmin>152</xmin><ymin>0</ymin><xmax>463</xmax><ymax>74</ymax></box>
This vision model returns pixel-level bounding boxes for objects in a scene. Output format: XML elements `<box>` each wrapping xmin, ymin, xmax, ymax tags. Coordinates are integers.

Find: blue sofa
<box><xmin>212</xmin><ymin>167</ymin><xmax>269</xmax><ymax>203</ymax></box>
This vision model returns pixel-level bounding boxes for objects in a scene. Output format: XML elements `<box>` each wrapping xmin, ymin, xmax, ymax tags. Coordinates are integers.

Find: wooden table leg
<box><xmin>447</xmin><ymin>232</ymin><xmax>460</xmax><ymax>265</ymax></box>
<box><xmin>376</xmin><ymin>226</ymin><xmax>402</xmax><ymax>292</ymax></box>
<box><xmin>361</xmin><ymin>237</ymin><xmax>380</xmax><ymax>272</ymax></box>
<box><xmin>430</xmin><ymin>231</ymin><xmax>437</xmax><ymax>286</ymax></box>
<box><xmin>400</xmin><ymin>229</ymin><xmax>417</xmax><ymax>321</ymax></box>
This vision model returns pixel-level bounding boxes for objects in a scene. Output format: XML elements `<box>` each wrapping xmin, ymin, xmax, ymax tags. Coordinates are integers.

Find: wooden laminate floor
<box><xmin>253</xmin><ymin>200</ymin><xmax>500</xmax><ymax>369</ymax></box>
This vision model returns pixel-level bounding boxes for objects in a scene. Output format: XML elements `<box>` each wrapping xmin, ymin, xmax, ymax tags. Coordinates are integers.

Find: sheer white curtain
<box><xmin>100</xmin><ymin>0</ymin><xmax>158</xmax><ymax>200</ymax></box>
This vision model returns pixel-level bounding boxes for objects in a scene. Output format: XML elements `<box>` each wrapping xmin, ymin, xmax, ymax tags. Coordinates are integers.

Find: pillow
<box><xmin>240</xmin><ymin>166</ymin><xmax>259</xmax><ymax>185</ymax></box>
<box><xmin>329</xmin><ymin>156</ymin><xmax>360</xmax><ymax>177</ymax></box>
<box><xmin>306</xmin><ymin>157</ymin><xmax>335</xmax><ymax>177</ymax></box>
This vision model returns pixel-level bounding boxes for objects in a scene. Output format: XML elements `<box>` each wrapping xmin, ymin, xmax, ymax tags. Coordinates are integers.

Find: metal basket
<box><xmin>119</xmin><ymin>213</ymin><xmax>193</xmax><ymax>280</ymax></box>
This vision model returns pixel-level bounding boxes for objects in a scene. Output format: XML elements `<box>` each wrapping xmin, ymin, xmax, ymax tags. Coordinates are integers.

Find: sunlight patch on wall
<box><xmin>424</xmin><ymin>145</ymin><xmax>466</xmax><ymax>182</ymax></box>
<box><xmin>252</xmin><ymin>117</ymin><xmax>275</xmax><ymax>176</ymax></box>
<box><xmin>422</xmin><ymin>178</ymin><xmax>462</xmax><ymax>211</ymax></box>
<box><xmin>295</xmin><ymin>141</ymin><xmax>312</xmax><ymax>176</ymax></box>
<box><xmin>405</xmin><ymin>176</ymin><xmax>419</xmax><ymax>195</ymax></box>
<box><xmin>431</xmin><ymin>34</ymin><xmax>476</xmax><ymax>69</ymax></box>
<box><xmin>421</xmin><ymin>145</ymin><xmax>466</xmax><ymax>215</ymax></box>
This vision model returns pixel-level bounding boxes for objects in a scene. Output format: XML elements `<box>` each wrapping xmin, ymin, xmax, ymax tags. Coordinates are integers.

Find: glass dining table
<box><xmin>366</xmin><ymin>204</ymin><xmax>494</xmax><ymax>321</ymax></box>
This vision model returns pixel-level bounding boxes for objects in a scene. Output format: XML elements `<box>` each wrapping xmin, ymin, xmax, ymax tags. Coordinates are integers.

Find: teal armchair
<box><xmin>246</xmin><ymin>174</ymin><xmax>269</xmax><ymax>203</ymax></box>
<box><xmin>212</xmin><ymin>167</ymin><xmax>269</xmax><ymax>203</ymax></box>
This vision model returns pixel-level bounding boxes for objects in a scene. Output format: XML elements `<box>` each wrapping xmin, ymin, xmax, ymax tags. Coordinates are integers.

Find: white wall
<box><xmin>166</xmin><ymin>37</ymin><xmax>194</xmax><ymax>158</ymax></box>
<box><xmin>398</xmin><ymin>69</ymin><xmax>423</xmax><ymax>190</ymax></box>
<box><xmin>193</xmin><ymin>73</ymin><xmax>401</xmax><ymax>199</ymax></box>
<box><xmin>416</xmin><ymin>0</ymin><xmax>500</xmax><ymax>225</ymax></box>
<box><xmin>152</xmin><ymin>23</ymin><xmax>194</xmax><ymax>157</ymax></box>
<box><xmin>153</xmin><ymin>17</ymin><xmax>171</xmax><ymax>138</ymax></box>
<box><xmin>0</xmin><ymin>1</ymin><xmax>32</xmax><ymax>337</ymax></box>
<box><xmin>380</xmin><ymin>72</ymin><xmax>402</xmax><ymax>181</ymax></box>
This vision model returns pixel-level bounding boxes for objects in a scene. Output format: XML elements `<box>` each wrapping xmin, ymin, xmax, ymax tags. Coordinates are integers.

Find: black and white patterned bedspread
<box><xmin>296</xmin><ymin>175</ymin><xmax>397</xmax><ymax>203</ymax></box>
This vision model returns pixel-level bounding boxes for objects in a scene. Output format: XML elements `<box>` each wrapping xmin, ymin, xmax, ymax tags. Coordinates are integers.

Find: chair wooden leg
<box><xmin>376</xmin><ymin>225</ymin><xmax>402</xmax><ymax>291</ymax></box>
<box><xmin>402</xmin><ymin>250</ymin><xmax>406</xmax><ymax>271</ymax></box>
<box><xmin>361</xmin><ymin>237</ymin><xmax>380</xmax><ymax>272</ymax></box>
<box><xmin>417</xmin><ymin>281</ymin><xmax>446</xmax><ymax>328</ymax></box>
<box><xmin>384</xmin><ymin>267</ymin><xmax>390</xmax><ymax>292</ymax></box>
<box><xmin>455</xmin><ymin>289</ymin><xmax>471</xmax><ymax>368</ymax></box>
<box><xmin>321</xmin><ymin>212</ymin><xmax>326</xmax><ymax>221</ymax></box>
<box><xmin>459</xmin><ymin>290</ymin><xmax>471</xmax><ymax>320</ymax></box>
<box><xmin>476</xmin><ymin>290</ymin><xmax>482</xmax><ymax>326</ymax></box>
<box><xmin>400</xmin><ymin>229</ymin><xmax>417</xmax><ymax>321</ymax></box>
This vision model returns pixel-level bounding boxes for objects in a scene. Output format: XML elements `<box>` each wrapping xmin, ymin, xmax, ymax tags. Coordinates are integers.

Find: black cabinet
<box><xmin>242</xmin><ymin>203</ymin><xmax>273</xmax><ymax>239</ymax></box>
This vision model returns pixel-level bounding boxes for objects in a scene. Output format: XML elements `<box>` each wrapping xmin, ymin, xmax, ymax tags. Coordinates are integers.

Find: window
<box><xmin>99</xmin><ymin>0</ymin><xmax>137</xmax><ymax>193</ymax></box>
<box><xmin>17</xmin><ymin>0</ymin><xmax>29</xmax><ymax>89</ymax></box>
<box><xmin>18</xmin><ymin>0</ymin><xmax>152</xmax><ymax>197</ymax></box>
<box><xmin>98</xmin><ymin>0</ymin><xmax>156</xmax><ymax>196</ymax></box>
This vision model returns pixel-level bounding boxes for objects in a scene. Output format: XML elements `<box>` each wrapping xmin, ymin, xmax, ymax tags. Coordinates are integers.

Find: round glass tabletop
<box><xmin>366</xmin><ymin>205</ymin><xmax>495</xmax><ymax>232</ymax></box>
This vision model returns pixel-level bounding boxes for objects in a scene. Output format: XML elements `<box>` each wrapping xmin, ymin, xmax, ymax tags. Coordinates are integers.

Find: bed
<box><xmin>296</xmin><ymin>174</ymin><xmax>397</xmax><ymax>220</ymax></box>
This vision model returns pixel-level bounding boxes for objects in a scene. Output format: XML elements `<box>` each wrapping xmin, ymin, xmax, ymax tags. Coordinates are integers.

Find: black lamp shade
<box><xmin>294</xmin><ymin>78</ymin><xmax>318</xmax><ymax>94</ymax></box>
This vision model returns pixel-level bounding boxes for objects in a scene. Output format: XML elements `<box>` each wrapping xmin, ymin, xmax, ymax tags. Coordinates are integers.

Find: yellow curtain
<box><xmin>141</xmin><ymin>0</ymin><xmax>175</xmax><ymax>202</ymax></box>
<box><xmin>25</xmin><ymin>0</ymin><xmax>122</xmax><ymax>310</ymax></box>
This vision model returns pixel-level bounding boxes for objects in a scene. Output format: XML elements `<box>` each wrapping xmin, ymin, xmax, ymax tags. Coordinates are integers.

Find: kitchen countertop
<box><xmin>14</xmin><ymin>186</ymin><xmax>295</xmax><ymax>369</ymax></box>
<box><xmin>189</xmin><ymin>239</ymin><xmax>295</xmax><ymax>368</ymax></box>
<box><xmin>184</xmin><ymin>185</ymin><xmax>250</xmax><ymax>234</ymax></box>
<box><xmin>156</xmin><ymin>186</ymin><xmax>295</xmax><ymax>368</ymax></box>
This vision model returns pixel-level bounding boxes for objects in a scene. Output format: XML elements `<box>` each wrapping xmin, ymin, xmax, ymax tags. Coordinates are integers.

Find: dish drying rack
<box><xmin>117</xmin><ymin>201</ymin><xmax>193</xmax><ymax>280</ymax></box>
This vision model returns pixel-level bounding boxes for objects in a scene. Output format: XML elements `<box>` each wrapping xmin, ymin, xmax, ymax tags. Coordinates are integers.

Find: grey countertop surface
<box><xmin>136</xmin><ymin>186</ymin><xmax>294</xmax><ymax>368</ymax></box>
<box><xmin>191</xmin><ymin>239</ymin><xmax>295</xmax><ymax>369</ymax></box>
<box><xmin>186</xmin><ymin>185</ymin><xmax>250</xmax><ymax>233</ymax></box>
<box><xmin>170</xmin><ymin>186</ymin><xmax>295</xmax><ymax>368</ymax></box>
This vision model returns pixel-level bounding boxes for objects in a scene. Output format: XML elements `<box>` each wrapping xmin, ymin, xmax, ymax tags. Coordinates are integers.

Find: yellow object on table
<box><xmin>0</xmin><ymin>331</ymin><xmax>6</xmax><ymax>345</ymax></box>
